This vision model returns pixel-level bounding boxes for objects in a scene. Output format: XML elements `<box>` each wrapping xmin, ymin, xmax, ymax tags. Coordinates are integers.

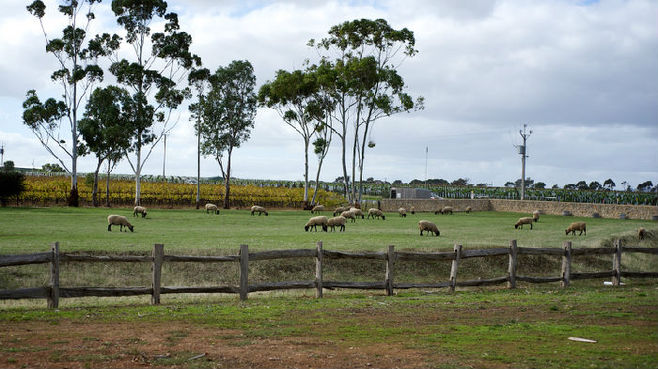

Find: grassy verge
<box><xmin>1</xmin><ymin>286</ymin><xmax>657</xmax><ymax>368</ymax></box>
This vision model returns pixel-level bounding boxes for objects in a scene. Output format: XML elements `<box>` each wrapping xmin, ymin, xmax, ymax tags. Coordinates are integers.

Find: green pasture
<box><xmin>0</xmin><ymin>206</ymin><xmax>655</xmax><ymax>254</ymax></box>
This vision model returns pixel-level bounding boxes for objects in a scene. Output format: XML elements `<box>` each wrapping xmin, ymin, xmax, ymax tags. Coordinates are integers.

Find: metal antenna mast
<box><xmin>518</xmin><ymin>124</ymin><xmax>532</xmax><ymax>200</ymax></box>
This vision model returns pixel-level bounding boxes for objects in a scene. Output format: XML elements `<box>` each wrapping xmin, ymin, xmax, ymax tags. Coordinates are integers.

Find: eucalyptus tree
<box><xmin>23</xmin><ymin>0</ymin><xmax>105</xmax><ymax>206</ymax></box>
<box><xmin>188</xmin><ymin>67</ymin><xmax>211</xmax><ymax>209</ymax></box>
<box><xmin>258</xmin><ymin>68</ymin><xmax>321</xmax><ymax>206</ymax></box>
<box><xmin>78</xmin><ymin>86</ymin><xmax>133</xmax><ymax>207</ymax></box>
<box><xmin>104</xmin><ymin>0</ymin><xmax>200</xmax><ymax>205</ymax></box>
<box><xmin>309</xmin><ymin>18</ymin><xmax>424</xmax><ymax>203</ymax></box>
<box><xmin>199</xmin><ymin>60</ymin><xmax>257</xmax><ymax>209</ymax></box>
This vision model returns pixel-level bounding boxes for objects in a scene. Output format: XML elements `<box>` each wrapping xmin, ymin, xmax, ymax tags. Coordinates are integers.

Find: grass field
<box><xmin>1</xmin><ymin>206</ymin><xmax>655</xmax><ymax>254</ymax></box>
<box><xmin>1</xmin><ymin>206</ymin><xmax>657</xmax><ymax>368</ymax></box>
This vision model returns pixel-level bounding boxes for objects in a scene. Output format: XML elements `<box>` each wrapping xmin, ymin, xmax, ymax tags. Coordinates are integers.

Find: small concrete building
<box><xmin>390</xmin><ymin>187</ymin><xmax>435</xmax><ymax>199</ymax></box>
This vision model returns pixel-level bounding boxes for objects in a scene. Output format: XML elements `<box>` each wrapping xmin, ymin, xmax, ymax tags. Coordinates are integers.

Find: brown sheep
<box><xmin>638</xmin><ymin>227</ymin><xmax>646</xmax><ymax>240</ymax></box>
<box><xmin>465</xmin><ymin>206</ymin><xmax>472</xmax><ymax>214</ymax></box>
<box><xmin>565</xmin><ymin>222</ymin><xmax>587</xmax><ymax>236</ymax></box>
<box><xmin>418</xmin><ymin>220</ymin><xmax>440</xmax><ymax>236</ymax></box>
<box><xmin>514</xmin><ymin>217</ymin><xmax>534</xmax><ymax>230</ymax></box>
<box><xmin>533</xmin><ymin>210</ymin><xmax>540</xmax><ymax>222</ymax></box>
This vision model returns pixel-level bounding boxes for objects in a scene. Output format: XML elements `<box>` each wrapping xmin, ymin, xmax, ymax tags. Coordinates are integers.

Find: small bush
<box><xmin>0</xmin><ymin>170</ymin><xmax>26</xmax><ymax>206</ymax></box>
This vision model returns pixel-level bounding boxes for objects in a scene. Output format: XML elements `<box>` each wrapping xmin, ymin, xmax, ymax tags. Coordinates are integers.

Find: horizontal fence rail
<box><xmin>1</xmin><ymin>240</ymin><xmax>657</xmax><ymax>308</ymax></box>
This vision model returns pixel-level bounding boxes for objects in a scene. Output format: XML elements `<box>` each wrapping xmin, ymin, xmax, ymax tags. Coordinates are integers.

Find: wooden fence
<box><xmin>1</xmin><ymin>241</ymin><xmax>657</xmax><ymax>308</ymax></box>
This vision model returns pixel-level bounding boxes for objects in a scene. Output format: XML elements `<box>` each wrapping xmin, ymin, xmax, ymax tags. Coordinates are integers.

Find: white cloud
<box><xmin>0</xmin><ymin>0</ymin><xmax>656</xmax><ymax>189</ymax></box>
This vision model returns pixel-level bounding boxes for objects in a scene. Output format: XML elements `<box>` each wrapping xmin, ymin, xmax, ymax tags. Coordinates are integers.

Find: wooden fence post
<box><xmin>561</xmin><ymin>241</ymin><xmax>572</xmax><ymax>288</ymax></box>
<box><xmin>151</xmin><ymin>244</ymin><xmax>164</xmax><ymax>305</ymax></box>
<box><xmin>507</xmin><ymin>240</ymin><xmax>517</xmax><ymax>289</ymax></box>
<box><xmin>315</xmin><ymin>242</ymin><xmax>323</xmax><ymax>298</ymax></box>
<box><xmin>239</xmin><ymin>244</ymin><xmax>249</xmax><ymax>300</ymax></box>
<box><xmin>47</xmin><ymin>242</ymin><xmax>60</xmax><ymax>309</ymax></box>
<box><xmin>450</xmin><ymin>244</ymin><xmax>462</xmax><ymax>293</ymax></box>
<box><xmin>386</xmin><ymin>245</ymin><xmax>395</xmax><ymax>296</ymax></box>
<box><xmin>613</xmin><ymin>239</ymin><xmax>622</xmax><ymax>286</ymax></box>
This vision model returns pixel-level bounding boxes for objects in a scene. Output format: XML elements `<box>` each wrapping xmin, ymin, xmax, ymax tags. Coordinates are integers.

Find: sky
<box><xmin>0</xmin><ymin>0</ymin><xmax>656</xmax><ymax>189</ymax></box>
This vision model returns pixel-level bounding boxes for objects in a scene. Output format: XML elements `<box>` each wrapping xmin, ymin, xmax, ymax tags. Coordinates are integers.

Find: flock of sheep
<box><xmin>105</xmin><ymin>203</ymin><xmax>649</xmax><ymax>240</ymax></box>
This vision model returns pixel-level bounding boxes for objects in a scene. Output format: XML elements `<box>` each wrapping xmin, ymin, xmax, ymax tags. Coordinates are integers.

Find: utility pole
<box><xmin>518</xmin><ymin>124</ymin><xmax>532</xmax><ymax>200</ymax></box>
<box><xmin>0</xmin><ymin>144</ymin><xmax>4</xmax><ymax>167</ymax></box>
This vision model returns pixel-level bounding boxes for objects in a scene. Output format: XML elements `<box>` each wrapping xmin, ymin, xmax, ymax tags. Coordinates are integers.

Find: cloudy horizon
<box><xmin>1</xmin><ymin>0</ymin><xmax>656</xmax><ymax>189</ymax></box>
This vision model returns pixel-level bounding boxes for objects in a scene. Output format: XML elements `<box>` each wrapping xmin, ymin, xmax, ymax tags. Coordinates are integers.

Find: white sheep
<box><xmin>398</xmin><ymin>207</ymin><xmax>407</xmax><ymax>217</ymax></box>
<box><xmin>107</xmin><ymin>215</ymin><xmax>134</xmax><ymax>232</ymax></box>
<box><xmin>340</xmin><ymin>210</ymin><xmax>356</xmax><ymax>223</ymax></box>
<box><xmin>305</xmin><ymin>216</ymin><xmax>328</xmax><ymax>232</ymax></box>
<box><xmin>205</xmin><ymin>203</ymin><xmax>219</xmax><ymax>215</ymax></box>
<box><xmin>349</xmin><ymin>207</ymin><xmax>365</xmax><ymax>219</ymax></box>
<box><xmin>333</xmin><ymin>206</ymin><xmax>350</xmax><ymax>216</ymax></box>
<box><xmin>418</xmin><ymin>220</ymin><xmax>440</xmax><ymax>236</ymax></box>
<box><xmin>533</xmin><ymin>210</ymin><xmax>540</xmax><ymax>222</ymax></box>
<box><xmin>133</xmin><ymin>206</ymin><xmax>147</xmax><ymax>218</ymax></box>
<box><xmin>515</xmin><ymin>217</ymin><xmax>534</xmax><ymax>230</ymax></box>
<box><xmin>250</xmin><ymin>205</ymin><xmax>268</xmax><ymax>216</ymax></box>
<box><xmin>310</xmin><ymin>204</ymin><xmax>325</xmax><ymax>214</ymax></box>
<box><xmin>327</xmin><ymin>216</ymin><xmax>346</xmax><ymax>232</ymax></box>
<box><xmin>565</xmin><ymin>222</ymin><xmax>586</xmax><ymax>236</ymax></box>
<box><xmin>367</xmin><ymin>208</ymin><xmax>386</xmax><ymax>220</ymax></box>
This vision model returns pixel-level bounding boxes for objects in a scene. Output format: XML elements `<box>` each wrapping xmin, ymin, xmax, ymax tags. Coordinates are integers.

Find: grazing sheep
<box><xmin>327</xmin><ymin>216</ymin><xmax>346</xmax><ymax>232</ymax></box>
<box><xmin>340</xmin><ymin>210</ymin><xmax>357</xmax><ymax>223</ymax></box>
<box><xmin>418</xmin><ymin>220</ymin><xmax>440</xmax><ymax>236</ymax></box>
<box><xmin>311</xmin><ymin>204</ymin><xmax>325</xmax><ymax>214</ymax></box>
<box><xmin>410</xmin><ymin>206</ymin><xmax>415</xmax><ymax>215</ymax></box>
<box><xmin>333</xmin><ymin>206</ymin><xmax>350</xmax><ymax>216</ymax></box>
<box><xmin>133</xmin><ymin>206</ymin><xmax>147</xmax><ymax>218</ymax></box>
<box><xmin>638</xmin><ymin>227</ymin><xmax>646</xmax><ymax>240</ymax></box>
<box><xmin>367</xmin><ymin>208</ymin><xmax>386</xmax><ymax>220</ymax></box>
<box><xmin>465</xmin><ymin>206</ymin><xmax>472</xmax><ymax>214</ymax></box>
<box><xmin>565</xmin><ymin>222</ymin><xmax>587</xmax><ymax>236</ymax></box>
<box><xmin>305</xmin><ymin>216</ymin><xmax>328</xmax><ymax>232</ymax></box>
<box><xmin>514</xmin><ymin>217</ymin><xmax>534</xmax><ymax>230</ymax></box>
<box><xmin>398</xmin><ymin>207</ymin><xmax>407</xmax><ymax>217</ymax></box>
<box><xmin>533</xmin><ymin>210</ymin><xmax>540</xmax><ymax>222</ymax></box>
<box><xmin>435</xmin><ymin>206</ymin><xmax>453</xmax><ymax>215</ymax></box>
<box><xmin>349</xmin><ymin>207</ymin><xmax>365</xmax><ymax>219</ymax></box>
<box><xmin>107</xmin><ymin>215</ymin><xmax>134</xmax><ymax>232</ymax></box>
<box><xmin>205</xmin><ymin>203</ymin><xmax>220</xmax><ymax>214</ymax></box>
<box><xmin>250</xmin><ymin>205</ymin><xmax>268</xmax><ymax>216</ymax></box>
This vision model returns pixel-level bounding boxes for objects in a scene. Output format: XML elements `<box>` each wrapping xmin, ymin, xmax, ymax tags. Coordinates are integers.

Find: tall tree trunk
<box><xmin>134</xmin><ymin>136</ymin><xmax>142</xmax><ymax>206</ymax></box>
<box><xmin>303</xmin><ymin>138</ymin><xmax>310</xmax><ymax>204</ymax></box>
<box><xmin>223</xmin><ymin>147</ymin><xmax>232</xmax><ymax>209</ymax></box>
<box><xmin>310</xmin><ymin>156</ymin><xmax>324</xmax><ymax>206</ymax></box>
<box><xmin>196</xmin><ymin>118</ymin><xmax>201</xmax><ymax>209</ymax></box>
<box><xmin>105</xmin><ymin>162</ymin><xmax>111</xmax><ymax>207</ymax></box>
<box><xmin>92</xmin><ymin>158</ymin><xmax>103</xmax><ymax>207</ymax></box>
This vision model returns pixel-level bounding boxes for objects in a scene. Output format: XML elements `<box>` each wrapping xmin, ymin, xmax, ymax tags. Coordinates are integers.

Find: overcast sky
<box><xmin>1</xmin><ymin>0</ymin><xmax>656</xmax><ymax>188</ymax></box>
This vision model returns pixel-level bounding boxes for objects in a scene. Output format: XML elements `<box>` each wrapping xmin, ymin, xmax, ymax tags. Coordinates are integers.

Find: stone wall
<box><xmin>381</xmin><ymin>198</ymin><xmax>658</xmax><ymax>220</ymax></box>
<box><xmin>380</xmin><ymin>199</ymin><xmax>490</xmax><ymax>213</ymax></box>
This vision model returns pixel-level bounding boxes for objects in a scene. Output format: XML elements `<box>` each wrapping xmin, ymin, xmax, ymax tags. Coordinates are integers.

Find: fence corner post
<box><xmin>47</xmin><ymin>242</ymin><xmax>60</xmax><ymax>309</ymax></box>
<box><xmin>151</xmin><ymin>243</ymin><xmax>164</xmax><ymax>305</ymax></box>
<box><xmin>612</xmin><ymin>239</ymin><xmax>622</xmax><ymax>286</ymax></box>
<box><xmin>315</xmin><ymin>241</ymin><xmax>323</xmax><ymax>298</ymax></box>
<box><xmin>239</xmin><ymin>244</ymin><xmax>249</xmax><ymax>301</ymax></box>
<box><xmin>507</xmin><ymin>240</ymin><xmax>517</xmax><ymax>289</ymax></box>
<box><xmin>386</xmin><ymin>245</ymin><xmax>395</xmax><ymax>296</ymax></box>
<box><xmin>450</xmin><ymin>244</ymin><xmax>462</xmax><ymax>293</ymax></box>
<box><xmin>561</xmin><ymin>241</ymin><xmax>572</xmax><ymax>288</ymax></box>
